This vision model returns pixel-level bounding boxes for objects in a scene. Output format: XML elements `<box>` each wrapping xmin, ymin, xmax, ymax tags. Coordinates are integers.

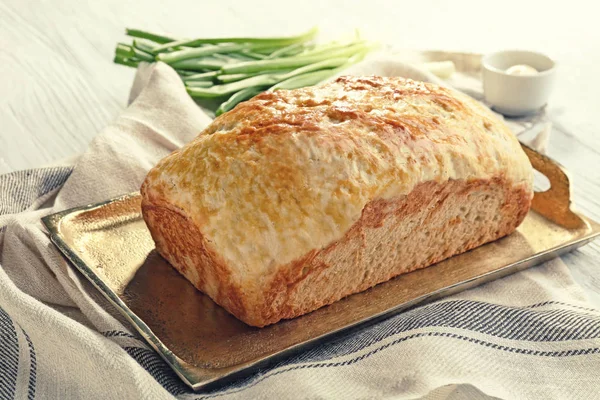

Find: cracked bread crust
<box><xmin>142</xmin><ymin>177</ymin><xmax>531</xmax><ymax>327</ymax></box>
<box><xmin>141</xmin><ymin>75</ymin><xmax>534</xmax><ymax>327</ymax></box>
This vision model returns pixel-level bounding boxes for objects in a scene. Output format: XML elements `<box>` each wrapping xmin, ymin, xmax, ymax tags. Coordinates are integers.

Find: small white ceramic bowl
<box><xmin>482</xmin><ymin>50</ymin><xmax>557</xmax><ymax>116</ymax></box>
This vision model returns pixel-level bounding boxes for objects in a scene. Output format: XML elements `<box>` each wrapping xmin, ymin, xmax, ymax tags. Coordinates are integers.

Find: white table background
<box><xmin>1</xmin><ymin>0</ymin><xmax>599</xmax><ymax>303</ymax></box>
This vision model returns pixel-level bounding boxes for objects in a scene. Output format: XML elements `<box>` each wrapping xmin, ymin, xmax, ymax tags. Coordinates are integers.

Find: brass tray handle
<box><xmin>521</xmin><ymin>144</ymin><xmax>586</xmax><ymax>230</ymax></box>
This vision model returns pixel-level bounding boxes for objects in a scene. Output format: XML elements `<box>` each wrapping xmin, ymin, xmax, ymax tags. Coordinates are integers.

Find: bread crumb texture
<box><xmin>142</xmin><ymin>76</ymin><xmax>533</xmax><ymax>284</ymax></box>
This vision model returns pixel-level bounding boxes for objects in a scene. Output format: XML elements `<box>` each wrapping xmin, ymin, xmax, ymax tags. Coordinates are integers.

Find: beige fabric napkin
<box><xmin>1</xmin><ymin>60</ymin><xmax>598</xmax><ymax>400</ymax></box>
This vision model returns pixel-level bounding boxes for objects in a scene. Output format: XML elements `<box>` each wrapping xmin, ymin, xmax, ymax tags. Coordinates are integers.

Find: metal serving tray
<box><xmin>42</xmin><ymin>146</ymin><xmax>600</xmax><ymax>391</ymax></box>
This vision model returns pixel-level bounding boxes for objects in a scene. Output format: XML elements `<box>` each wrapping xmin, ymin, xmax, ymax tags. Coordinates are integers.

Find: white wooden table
<box><xmin>1</xmin><ymin>0</ymin><xmax>599</xmax><ymax>303</ymax></box>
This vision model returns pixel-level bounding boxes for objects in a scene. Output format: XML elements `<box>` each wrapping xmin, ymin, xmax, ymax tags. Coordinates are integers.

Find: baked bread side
<box><xmin>141</xmin><ymin>76</ymin><xmax>534</xmax><ymax>327</ymax></box>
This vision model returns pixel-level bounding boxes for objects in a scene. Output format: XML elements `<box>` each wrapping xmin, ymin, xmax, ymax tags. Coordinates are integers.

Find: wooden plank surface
<box><xmin>1</xmin><ymin>0</ymin><xmax>599</xmax><ymax>304</ymax></box>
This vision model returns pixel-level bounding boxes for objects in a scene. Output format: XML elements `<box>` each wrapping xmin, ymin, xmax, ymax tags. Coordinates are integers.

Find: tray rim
<box><xmin>42</xmin><ymin>194</ymin><xmax>200</xmax><ymax>387</ymax></box>
<box><xmin>42</xmin><ymin>201</ymin><xmax>600</xmax><ymax>390</ymax></box>
<box><xmin>42</xmin><ymin>148</ymin><xmax>600</xmax><ymax>390</ymax></box>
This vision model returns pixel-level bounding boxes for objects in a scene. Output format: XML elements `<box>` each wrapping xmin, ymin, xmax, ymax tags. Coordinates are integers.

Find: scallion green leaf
<box><xmin>125</xmin><ymin>28</ymin><xmax>178</xmax><ymax>44</ymax></box>
<box><xmin>216</xmin><ymin>87</ymin><xmax>264</xmax><ymax>115</ymax></box>
<box><xmin>113</xmin><ymin>56</ymin><xmax>140</xmax><ymax>68</ymax></box>
<box><xmin>220</xmin><ymin>43</ymin><xmax>371</xmax><ymax>74</ymax></box>
<box><xmin>185</xmin><ymin>81</ymin><xmax>214</xmax><ymax>88</ymax></box>
<box><xmin>183</xmin><ymin>71</ymin><xmax>219</xmax><ymax>82</ymax></box>
<box><xmin>154</xmin><ymin>26</ymin><xmax>318</xmax><ymax>52</ymax></box>
<box><xmin>170</xmin><ymin>58</ymin><xmax>228</xmax><ymax>71</ymax></box>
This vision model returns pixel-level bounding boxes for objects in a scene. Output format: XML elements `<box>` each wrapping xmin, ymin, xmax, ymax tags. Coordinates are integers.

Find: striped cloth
<box><xmin>1</xmin><ymin>60</ymin><xmax>599</xmax><ymax>400</ymax></box>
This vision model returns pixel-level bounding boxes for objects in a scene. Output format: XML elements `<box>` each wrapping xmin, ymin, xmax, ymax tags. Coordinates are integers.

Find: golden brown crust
<box><xmin>254</xmin><ymin>177</ymin><xmax>531</xmax><ymax>326</ymax></box>
<box><xmin>142</xmin><ymin>76</ymin><xmax>533</xmax><ymax>282</ymax></box>
<box><xmin>142</xmin><ymin>176</ymin><xmax>531</xmax><ymax>327</ymax></box>
<box><xmin>141</xmin><ymin>198</ymin><xmax>249</xmax><ymax>322</ymax></box>
<box><xmin>140</xmin><ymin>75</ymin><xmax>535</xmax><ymax>327</ymax></box>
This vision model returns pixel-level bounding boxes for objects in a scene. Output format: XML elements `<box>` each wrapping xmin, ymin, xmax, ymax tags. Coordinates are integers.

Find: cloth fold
<box><xmin>1</xmin><ymin>58</ymin><xmax>599</xmax><ymax>400</ymax></box>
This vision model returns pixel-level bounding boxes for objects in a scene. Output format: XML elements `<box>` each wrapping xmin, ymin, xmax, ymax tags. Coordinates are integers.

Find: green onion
<box><xmin>211</xmin><ymin>53</ymin><xmax>245</xmax><ymax>62</ymax></box>
<box><xmin>114</xmin><ymin>27</ymin><xmax>377</xmax><ymax>113</ymax></box>
<box><xmin>131</xmin><ymin>47</ymin><xmax>154</xmax><ymax>62</ymax></box>
<box><xmin>157</xmin><ymin>43</ymin><xmax>247</xmax><ymax>64</ymax></box>
<box><xmin>245</xmin><ymin>46</ymin><xmax>290</xmax><ymax>55</ymax></box>
<box><xmin>216</xmin><ymin>69</ymin><xmax>293</xmax><ymax>83</ymax></box>
<box><xmin>115</xmin><ymin>43</ymin><xmax>134</xmax><ymax>58</ymax></box>
<box><xmin>188</xmin><ymin>57</ymin><xmax>350</xmax><ymax>99</ymax></box>
<box><xmin>277</xmin><ymin>57</ymin><xmax>349</xmax><ymax>77</ymax></box>
<box><xmin>267</xmin><ymin>42</ymin><xmax>306</xmax><ymax>59</ymax></box>
<box><xmin>272</xmin><ymin>51</ymin><xmax>368</xmax><ymax>90</ymax></box>
<box><xmin>185</xmin><ymin>81</ymin><xmax>214</xmax><ymax>88</ymax></box>
<box><xmin>183</xmin><ymin>71</ymin><xmax>219</xmax><ymax>82</ymax></box>
<box><xmin>125</xmin><ymin>28</ymin><xmax>178</xmax><ymax>44</ymax></box>
<box><xmin>220</xmin><ymin>43</ymin><xmax>371</xmax><ymax>74</ymax></box>
<box><xmin>153</xmin><ymin>26</ymin><xmax>318</xmax><ymax>52</ymax></box>
<box><xmin>216</xmin><ymin>87</ymin><xmax>264</xmax><ymax>116</ymax></box>
<box><xmin>170</xmin><ymin>58</ymin><xmax>228</xmax><ymax>71</ymax></box>
<box><xmin>113</xmin><ymin>56</ymin><xmax>140</xmax><ymax>68</ymax></box>
<box><xmin>217</xmin><ymin>53</ymin><xmax>255</xmax><ymax>62</ymax></box>
<box><xmin>271</xmin><ymin>69</ymin><xmax>335</xmax><ymax>90</ymax></box>
<box><xmin>133</xmin><ymin>38</ymin><xmax>160</xmax><ymax>53</ymax></box>
<box><xmin>187</xmin><ymin>75</ymin><xmax>273</xmax><ymax>98</ymax></box>
<box><xmin>215</xmin><ymin>73</ymin><xmax>249</xmax><ymax>83</ymax></box>
<box><xmin>116</xmin><ymin>44</ymin><xmax>154</xmax><ymax>62</ymax></box>
<box><xmin>294</xmin><ymin>41</ymin><xmax>365</xmax><ymax>59</ymax></box>
<box><xmin>237</xmin><ymin>50</ymin><xmax>268</xmax><ymax>60</ymax></box>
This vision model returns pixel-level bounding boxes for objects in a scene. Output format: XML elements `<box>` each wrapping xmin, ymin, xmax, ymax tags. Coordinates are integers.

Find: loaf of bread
<box><xmin>141</xmin><ymin>76</ymin><xmax>534</xmax><ymax>327</ymax></box>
